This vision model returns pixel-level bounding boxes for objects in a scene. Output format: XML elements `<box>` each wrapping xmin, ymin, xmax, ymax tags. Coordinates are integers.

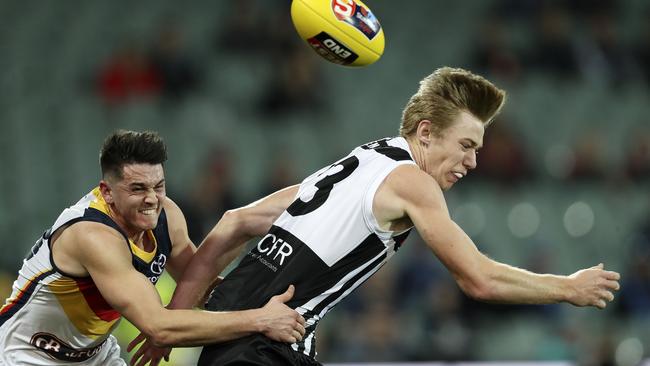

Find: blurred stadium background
<box><xmin>1</xmin><ymin>0</ymin><xmax>650</xmax><ymax>365</ymax></box>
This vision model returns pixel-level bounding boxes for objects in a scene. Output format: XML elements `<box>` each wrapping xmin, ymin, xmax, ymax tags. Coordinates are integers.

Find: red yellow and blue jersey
<box><xmin>0</xmin><ymin>188</ymin><xmax>172</xmax><ymax>365</ymax></box>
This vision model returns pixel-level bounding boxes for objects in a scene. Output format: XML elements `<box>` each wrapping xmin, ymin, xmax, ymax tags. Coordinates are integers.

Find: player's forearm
<box><xmin>167</xmin><ymin>255</ymin><xmax>221</xmax><ymax>309</ymax></box>
<box><xmin>168</xmin><ymin>242</ymin><xmax>247</xmax><ymax>310</ymax></box>
<box><xmin>167</xmin><ymin>275</ymin><xmax>215</xmax><ymax>310</ymax></box>
<box><xmin>168</xmin><ymin>257</ymin><xmax>231</xmax><ymax>310</ymax></box>
<box><xmin>168</xmin><ymin>214</ymin><xmax>251</xmax><ymax>310</ymax></box>
<box><xmin>149</xmin><ymin>308</ymin><xmax>263</xmax><ymax>347</ymax></box>
<box><xmin>476</xmin><ymin>260</ymin><xmax>572</xmax><ymax>304</ymax></box>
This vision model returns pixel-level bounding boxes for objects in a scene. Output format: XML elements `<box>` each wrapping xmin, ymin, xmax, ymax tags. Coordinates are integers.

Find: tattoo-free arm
<box><xmin>74</xmin><ymin>223</ymin><xmax>302</xmax><ymax>347</ymax></box>
<box><xmin>376</xmin><ymin>165</ymin><xmax>620</xmax><ymax>308</ymax></box>
<box><xmin>167</xmin><ymin>185</ymin><xmax>300</xmax><ymax>310</ymax></box>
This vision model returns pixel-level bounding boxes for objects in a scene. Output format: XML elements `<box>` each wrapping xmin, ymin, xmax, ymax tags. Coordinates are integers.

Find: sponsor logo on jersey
<box><xmin>147</xmin><ymin>253</ymin><xmax>167</xmax><ymax>283</ymax></box>
<box><xmin>150</xmin><ymin>253</ymin><xmax>166</xmax><ymax>275</ymax></box>
<box><xmin>257</xmin><ymin>233</ymin><xmax>294</xmax><ymax>265</ymax></box>
<box><xmin>331</xmin><ymin>0</ymin><xmax>381</xmax><ymax>40</ymax></box>
<box><xmin>249</xmin><ymin>229</ymin><xmax>301</xmax><ymax>272</ymax></box>
<box><xmin>30</xmin><ymin>332</ymin><xmax>106</xmax><ymax>362</ymax></box>
<box><xmin>307</xmin><ymin>32</ymin><xmax>359</xmax><ymax>66</ymax></box>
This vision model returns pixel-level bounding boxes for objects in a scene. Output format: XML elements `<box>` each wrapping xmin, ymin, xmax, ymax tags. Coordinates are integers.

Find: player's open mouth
<box><xmin>139</xmin><ymin>208</ymin><xmax>157</xmax><ymax>215</ymax></box>
<box><xmin>449</xmin><ymin>171</ymin><xmax>465</xmax><ymax>183</ymax></box>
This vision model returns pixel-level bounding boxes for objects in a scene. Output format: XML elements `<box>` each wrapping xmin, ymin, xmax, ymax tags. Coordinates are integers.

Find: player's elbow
<box><xmin>225</xmin><ymin>207</ymin><xmax>273</xmax><ymax>238</ymax></box>
<box><xmin>454</xmin><ymin>255</ymin><xmax>501</xmax><ymax>302</ymax></box>
<box><xmin>138</xmin><ymin>318</ymin><xmax>180</xmax><ymax>347</ymax></box>
<box><xmin>220</xmin><ymin>209</ymin><xmax>251</xmax><ymax>236</ymax></box>
<box><xmin>204</xmin><ymin>210</ymin><xmax>245</xmax><ymax>243</ymax></box>
<box><xmin>456</xmin><ymin>274</ymin><xmax>495</xmax><ymax>302</ymax></box>
<box><xmin>149</xmin><ymin>331</ymin><xmax>177</xmax><ymax>348</ymax></box>
<box><xmin>221</xmin><ymin>209</ymin><xmax>239</xmax><ymax>223</ymax></box>
<box><xmin>144</xmin><ymin>324</ymin><xmax>178</xmax><ymax>347</ymax></box>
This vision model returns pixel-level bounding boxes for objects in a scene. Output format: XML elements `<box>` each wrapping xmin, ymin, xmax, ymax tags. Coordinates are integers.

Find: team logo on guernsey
<box><xmin>331</xmin><ymin>0</ymin><xmax>381</xmax><ymax>40</ymax></box>
<box><xmin>30</xmin><ymin>332</ymin><xmax>106</xmax><ymax>362</ymax></box>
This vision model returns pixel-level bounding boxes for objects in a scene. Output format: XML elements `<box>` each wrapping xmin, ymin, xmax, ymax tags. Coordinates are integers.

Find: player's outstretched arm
<box><xmin>167</xmin><ymin>185</ymin><xmax>300</xmax><ymax>311</ymax></box>
<box><xmin>71</xmin><ymin>223</ymin><xmax>305</xmax><ymax>348</ymax></box>
<box><xmin>375</xmin><ymin>165</ymin><xmax>620</xmax><ymax>308</ymax></box>
<box><xmin>127</xmin><ymin>285</ymin><xmax>306</xmax><ymax>366</ymax></box>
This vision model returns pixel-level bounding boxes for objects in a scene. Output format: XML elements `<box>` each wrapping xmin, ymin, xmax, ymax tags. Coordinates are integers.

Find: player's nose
<box><xmin>464</xmin><ymin>151</ymin><xmax>477</xmax><ymax>170</ymax></box>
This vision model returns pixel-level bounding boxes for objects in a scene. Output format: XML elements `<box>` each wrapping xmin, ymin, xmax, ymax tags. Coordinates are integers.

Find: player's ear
<box><xmin>416</xmin><ymin>120</ymin><xmax>433</xmax><ymax>146</ymax></box>
<box><xmin>99</xmin><ymin>180</ymin><xmax>114</xmax><ymax>204</ymax></box>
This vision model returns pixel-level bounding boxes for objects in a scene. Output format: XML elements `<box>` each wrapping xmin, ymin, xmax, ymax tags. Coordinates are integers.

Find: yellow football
<box><xmin>290</xmin><ymin>0</ymin><xmax>385</xmax><ymax>67</ymax></box>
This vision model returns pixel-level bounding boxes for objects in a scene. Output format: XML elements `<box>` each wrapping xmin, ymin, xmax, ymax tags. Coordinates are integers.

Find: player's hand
<box><xmin>127</xmin><ymin>332</ymin><xmax>172</xmax><ymax>366</ymax></box>
<box><xmin>567</xmin><ymin>263</ymin><xmax>620</xmax><ymax>309</ymax></box>
<box><xmin>256</xmin><ymin>285</ymin><xmax>306</xmax><ymax>343</ymax></box>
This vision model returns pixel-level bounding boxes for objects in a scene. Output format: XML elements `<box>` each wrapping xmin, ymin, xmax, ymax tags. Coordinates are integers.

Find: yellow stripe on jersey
<box><xmin>88</xmin><ymin>187</ymin><xmax>158</xmax><ymax>263</ymax></box>
<box><xmin>49</xmin><ymin>277</ymin><xmax>120</xmax><ymax>339</ymax></box>
<box><xmin>0</xmin><ymin>269</ymin><xmax>52</xmax><ymax>314</ymax></box>
<box><xmin>88</xmin><ymin>187</ymin><xmax>109</xmax><ymax>215</ymax></box>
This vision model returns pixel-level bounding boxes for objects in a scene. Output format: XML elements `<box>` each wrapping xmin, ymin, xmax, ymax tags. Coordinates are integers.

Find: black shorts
<box><xmin>198</xmin><ymin>334</ymin><xmax>323</xmax><ymax>366</ymax></box>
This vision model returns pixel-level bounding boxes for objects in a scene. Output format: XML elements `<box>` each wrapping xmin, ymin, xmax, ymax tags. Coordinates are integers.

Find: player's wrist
<box><xmin>557</xmin><ymin>275</ymin><xmax>576</xmax><ymax>304</ymax></box>
<box><xmin>243</xmin><ymin>308</ymin><xmax>267</xmax><ymax>335</ymax></box>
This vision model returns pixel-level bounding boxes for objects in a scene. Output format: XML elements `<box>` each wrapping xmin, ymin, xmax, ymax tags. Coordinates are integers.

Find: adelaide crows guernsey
<box><xmin>0</xmin><ymin>187</ymin><xmax>172</xmax><ymax>365</ymax></box>
<box><xmin>206</xmin><ymin>137</ymin><xmax>416</xmax><ymax>359</ymax></box>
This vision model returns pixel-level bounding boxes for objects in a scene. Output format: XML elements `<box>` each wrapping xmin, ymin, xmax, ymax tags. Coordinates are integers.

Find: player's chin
<box><xmin>136</xmin><ymin>213</ymin><xmax>159</xmax><ymax>230</ymax></box>
<box><xmin>441</xmin><ymin>179</ymin><xmax>456</xmax><ymax>191</ymax></box>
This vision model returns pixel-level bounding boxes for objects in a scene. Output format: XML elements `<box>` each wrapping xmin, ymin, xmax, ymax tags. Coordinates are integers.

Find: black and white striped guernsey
<box><xmin>205</xmin><ymin>137</ymin><xmax>416</xmax><ymax>359</ymax></box>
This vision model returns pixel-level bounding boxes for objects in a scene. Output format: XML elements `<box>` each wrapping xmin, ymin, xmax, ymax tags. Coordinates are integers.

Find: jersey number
<box><xmin>287</xmin><ymin>156</ymin><xmax>359</xmax><ymax>216</ymax></box>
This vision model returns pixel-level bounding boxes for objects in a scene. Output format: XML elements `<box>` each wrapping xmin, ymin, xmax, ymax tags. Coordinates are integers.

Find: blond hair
<box><xmin>399</xmin><ymin>67</ymin><xmax>506</xmax><ymax>137</ymax></box>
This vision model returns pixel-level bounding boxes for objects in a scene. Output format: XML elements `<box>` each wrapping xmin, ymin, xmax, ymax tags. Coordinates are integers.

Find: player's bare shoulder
<box><xmin>56</xmin><ymin>220</ymin><xmax>126</xmax><ymax>253</ymax></box>
<box><xmin>380</xmin><ymin>164</ymin><xmax>442</xmax><ymax>202</ymax></box>
<box><xmin>374</xmin><ymin>164</ymin><xmax>447</xmax><ymax>228</ymax></box>
<box><xmin>161</xmin><ymin>195</ymin><xmax>192</xmax><ymax>246</ymax></box>
<box><xmin>161</xmin><ymin>196</ymin><xmax>186</xmax><ymax>228</ymax></box>
<box><xmin>52</xmin><ymin>221</ymin><xmax>129</xmax><ymax>277</ymax></box>
<box><xmin>372</xmin><ymin>165</ymin><xmax>422</xmax><ymax>229</ymax></box>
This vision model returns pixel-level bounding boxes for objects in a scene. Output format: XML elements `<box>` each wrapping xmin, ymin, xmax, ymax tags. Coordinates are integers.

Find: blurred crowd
<box><xmin>1</xmin><ymin>0</ymin><xmax>650</xmax><ymax>364</ymax></box>
<box><xmin>471</xmin><ymin>0</ymin><xmax>650</xmax><ymax>87</ymax></box>
<box><xmin>92</xmin><ymin>0</ymin><xmax>650</xmax><ymax>186</ymax></box>
<box><xmin>94</xmin><ymin>0</ymin><xmax>327</xmax><ymax>119</ymax></box>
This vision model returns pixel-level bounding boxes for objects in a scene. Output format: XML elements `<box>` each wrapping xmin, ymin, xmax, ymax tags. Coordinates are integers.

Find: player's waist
<box><xmin>29</xmin><ymin>332</ymin><xmax>109</xmax><ymax>362</ymax></box>
<box><xmin>1</xmin><ymin>312</ymin><xmax>117</xmax><ymax>360</ymax></box>
<box><xmin>199</xmin><ymin>333</ymin><xmax>321</xmax><ymax>365</ymax></box>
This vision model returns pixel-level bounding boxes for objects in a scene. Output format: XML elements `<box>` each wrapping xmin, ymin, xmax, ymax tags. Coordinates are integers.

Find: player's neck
<box><xmin>406</xmin><ymin>137</ymin><xmax>427</xmax><ymax>172</ymax></box>
<box><xmin>128</xmin><ymin>231</ymin><xmax>146</xmax><ymax>247</ymax></box>
<box><xmin>106</xmin><ymin>205</ymin><xmax>147</xmax><ymax>246</ymax></box>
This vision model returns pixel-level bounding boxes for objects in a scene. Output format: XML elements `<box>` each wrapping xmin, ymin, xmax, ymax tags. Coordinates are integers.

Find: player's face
<box><xmin>102</xmin><ymin>163</ymin><xmax>166</xmax><ymax>236</ymax></box>
<box><xmin>426</xmin><ymin>111</ymin><xmax>484</xmax><ymax>191</ymax></box>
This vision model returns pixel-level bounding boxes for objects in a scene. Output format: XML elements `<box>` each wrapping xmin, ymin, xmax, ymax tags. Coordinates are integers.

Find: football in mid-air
<box><xmin>290</xmin><ymin>0</ymin><xmax>385</xmax><ymax>67</ymax></box>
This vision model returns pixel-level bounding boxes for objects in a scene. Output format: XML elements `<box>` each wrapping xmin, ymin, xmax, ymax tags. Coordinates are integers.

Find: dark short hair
<box><xmin>100</xmin><ymin>130</ymin><xmax>168</xmax><ymax>179</ymax></box>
